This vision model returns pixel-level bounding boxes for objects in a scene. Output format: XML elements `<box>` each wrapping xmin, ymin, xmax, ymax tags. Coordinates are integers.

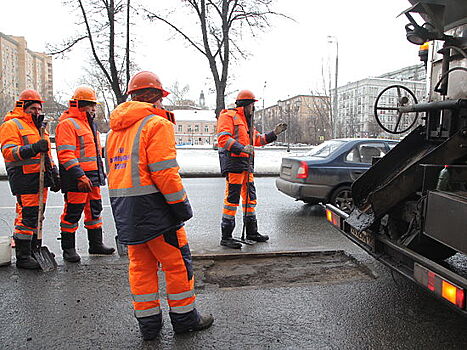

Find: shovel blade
<box><xmin>32</xmin><ymin>246</ymin><xmax>57</xmax><ymax>272</ymax></box>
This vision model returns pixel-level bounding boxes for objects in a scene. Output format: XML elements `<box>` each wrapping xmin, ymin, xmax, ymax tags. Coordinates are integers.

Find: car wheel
<box><xmin>330</xmin><ymin>185</ymin><xmax>353</xmax><ymax>213</ymax></box>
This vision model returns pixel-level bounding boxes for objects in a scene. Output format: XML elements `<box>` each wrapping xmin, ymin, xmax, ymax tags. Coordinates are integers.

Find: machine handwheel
<box><xmin>373</xmin><ymin>85</ymin><xmax>419</xmax><ymax>134</ymax></box>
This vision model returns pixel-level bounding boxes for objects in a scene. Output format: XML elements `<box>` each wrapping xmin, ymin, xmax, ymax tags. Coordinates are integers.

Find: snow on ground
<box><xmin>0</xmin><ymin>147</ymin><xmax>312</xmax><ymax>177</ymax></box>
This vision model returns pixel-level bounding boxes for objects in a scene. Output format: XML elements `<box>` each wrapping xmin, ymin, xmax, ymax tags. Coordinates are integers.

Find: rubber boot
<box><xmin>14</xmin><ymin>238</ymin><xmax>40</xmax><ymax>270</ymax></box>
<box><xmin>137</xmin><ymin>313</ymin><xmax>163</xmax><ymax>341</ymax></box>
<box><xmin>245</xmin><ymin>218</ymin><xmax>269</xmax><ymax>242</ymax></box>
<box><xmin>87</xmin><ymin>228</ymin><xmax>115</xmax><ymax>255</ymax></box>
<box><xmin>220</xmin><ymin>220</ymin><xmax>241</xmax><ymax>249</ymax></box>
<box><xmin>61</xmin><ymin>232</ymin><xmax>81</xmax><ymax>263</ymax></box>
<box><xmin>171</xmin><ymin>309</ymin><xmax>214</xmax><ymax>334</ymax></box>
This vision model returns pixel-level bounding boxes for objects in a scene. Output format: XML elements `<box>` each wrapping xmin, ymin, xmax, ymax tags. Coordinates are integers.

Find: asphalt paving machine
<box><xmin>326</xmin><ymin>0</ymin><xmax>467</xmax><ymax>314</ymax></box>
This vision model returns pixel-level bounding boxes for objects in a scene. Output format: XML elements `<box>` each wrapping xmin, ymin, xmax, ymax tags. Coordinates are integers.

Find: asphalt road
<box><xmin>0</xmin><ymin>178</ymin><xmax>466</xmax><ymax>349</ymax></box>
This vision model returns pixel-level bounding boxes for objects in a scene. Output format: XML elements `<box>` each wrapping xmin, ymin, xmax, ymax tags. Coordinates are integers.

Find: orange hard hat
<box><xmin>127</xmin><ymin>71</ymin><xmax>169</xmax><ymax>97</ymax></box>
<box><xmin>236</xmin><ymin>89</ymin><xmax>257</xmax><ymax>101</ymax></box>
<box><xmin>18</xmin><ymin>89</ymin><xmax>44</xmax><ymax>102</ymax></box>
<box><xmin>72</xmin><ymin>86</ymin><xmax>98</xmax><ymax>102</ymax></box>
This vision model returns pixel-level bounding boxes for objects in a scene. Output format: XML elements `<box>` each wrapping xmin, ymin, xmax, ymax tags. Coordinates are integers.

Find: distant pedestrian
<box><xmin>55</xmin><ymin>86</ymin><xmax>114</xmax><ymax>262</ymax></box>
<box><xmin>217</xmin><ymin>89</ymin><xmax>287</xmax><ymax>248</ymax></box>
<box><xmin>106</xmin><ymin>71</ymin><xmax>213</xmax><ymax>340</ymax></box>
<box><xmin>0</xmin><ymin>90</ymin><xmax>60</xmax><ymax>269</ymax></box>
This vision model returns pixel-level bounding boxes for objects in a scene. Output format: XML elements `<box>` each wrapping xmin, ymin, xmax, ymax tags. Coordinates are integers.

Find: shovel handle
<box><xmin>37</xmin><ymin>126</ymin><xmax>46</xmax><ymax>240</ymax></box>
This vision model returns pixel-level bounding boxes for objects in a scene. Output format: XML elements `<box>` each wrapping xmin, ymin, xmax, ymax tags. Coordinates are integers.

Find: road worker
<box><xmin>0</xmin><ymin>90</ymin><xmax>60</xmax><ymax>269</ymax></box>
<box><xmin>106</xmin><ymin>71</ymin><xmax>214</xmax><ymax>339</ymax></box>
<box><xmin>55</xmin><ymin>86</ymin><xmax>114</xmax><ymax>262</ymax></box>
<box><xmin>217</xmin><ymin>90</ymin><xmax>287</xmax><ymax>249</ymax></box>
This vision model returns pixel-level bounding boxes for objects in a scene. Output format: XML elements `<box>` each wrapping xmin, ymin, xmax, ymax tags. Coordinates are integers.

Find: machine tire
<box><xmin>330</xmin><ymin>185</ymin><xmax>354</xmax><ymax>214</ymax></box>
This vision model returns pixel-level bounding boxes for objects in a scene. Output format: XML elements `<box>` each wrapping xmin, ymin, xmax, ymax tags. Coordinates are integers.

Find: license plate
<box><xmin>282</xmin><ymin>166</ymin><xmax>292</xmax><ymax>176</ymax></box>
<box><xmin>350</xmin><ymin>227</ymin><xmax>375</xmax><ymax>249</ymax></box>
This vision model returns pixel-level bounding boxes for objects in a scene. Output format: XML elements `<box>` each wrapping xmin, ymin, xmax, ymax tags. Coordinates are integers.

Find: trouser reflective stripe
<box><xmin>134</xmin><ymin>306</ymin><xmax>162</xmax><ymax>318</ymax></box>
<box><xmin>60</xmin><ymin>187</ymin><xmax>102</xmax><ymax>233</ymax></box>
<box><xmin>222</xmin><ymin>171</ymin><xmax>257</xmax><ymax>221</ymax></box>
<box><xmin>128</xmin><ymin>227</ymin><xmax>195</xmax><ymax>317</ymax></box>
<box><xmin>132</xmin><ymin>292</ymin><xmax>160</xmax><ymax>302</ymax></box>
<box><xmin>14</xmin><ymin>190</ymin><xmax>48</xmax><ymax>240</ymax></box>
<box><xmin>169</xmin><ymin>303</ymin><xmax>195</xmax><ymax>314</ymax></box>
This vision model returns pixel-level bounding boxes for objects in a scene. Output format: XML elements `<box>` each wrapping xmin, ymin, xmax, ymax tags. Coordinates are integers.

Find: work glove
<box><xmin>243</xmin><ymin>144</ymin><xmax>254</xmax><ymax>155</ymax></box>
<box><xmin>76</xmin><ymin>175</ymin><xmax>93</xmax><ymax>193</ymax></box>
<box><xmin>273</xmin><ymin>123</ymin><xmax>288</xmax><ymax>136</ymax></box>
<box><xmin>50</xmin><ymin>167</ymin><xmax>61</xmax><ymax>193</ymax></box>
<box><xmin>31</xmin><ymin>139</ymin><xmax>49</xmax><ymax>155</ymax></box>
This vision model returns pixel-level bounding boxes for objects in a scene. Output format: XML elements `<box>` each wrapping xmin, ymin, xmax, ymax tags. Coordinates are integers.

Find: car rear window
<box><xmin>305</xmin><ymin>140</ymin><xmax>346</xmax><ymax>158</ymax></box>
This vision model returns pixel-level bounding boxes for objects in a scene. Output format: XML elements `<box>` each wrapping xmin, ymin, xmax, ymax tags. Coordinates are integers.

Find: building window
<box><xmin>204</xmin><ymin>125</ymin><xmax>209</xmax><ymax>133</ymax></box>
<box><xmin>178</xmin><ymin>125</ymin><xmax>182</xmax><ymax>132</ymax></box>
<box><xmin>194</xmin><ymin>124</ymin><xmax>199</xmax><ymax>132</ymax></box>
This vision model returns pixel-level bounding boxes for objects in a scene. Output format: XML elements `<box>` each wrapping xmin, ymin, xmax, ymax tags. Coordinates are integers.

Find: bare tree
<box><xmin>48</xmin><ymin>0</ymin><xmax>133</xmax><ymax>105</ymax></box>
<box><xmin>146</xmin><ymin>0</ymin><xmax>286</xmax><ymax>116</ymax></box>
<box><xmin>165</xmin><ymin>82</ymin><xmax>192</xmax><ymax>107</ymax></box>
<box><xmin>304</xmin><ymin>93</ymin><xmax>332</xmax><ymax>144</ymax></box>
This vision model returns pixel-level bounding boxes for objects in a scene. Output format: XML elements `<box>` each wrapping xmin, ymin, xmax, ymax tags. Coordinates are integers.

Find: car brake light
<box><xmin>296</xmin><ymin>161</ymin><xmax>308</xmax><ymax>179</ymax></box>
<box><xmin>414</xmin><ymin>263</ymin><xmax>465</xmax><ymax>309</ymax></box>
<box><xmin>325</xmin><ymin>209</ymin><xmax>340</xmax><ymax>227</ymax></box>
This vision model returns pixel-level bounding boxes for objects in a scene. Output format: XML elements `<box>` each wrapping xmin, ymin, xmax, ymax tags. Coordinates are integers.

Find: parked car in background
<box><xmin>275</xmin><ymin>138</ymin><xmax>398</xmax><ymax>212</ymax></box>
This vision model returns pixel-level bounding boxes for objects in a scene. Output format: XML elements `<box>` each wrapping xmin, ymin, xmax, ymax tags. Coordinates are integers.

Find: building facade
<box><xmin>173</xmin><ymin>109</ymin><xmax>217</xmax><ymax>145</ymax></box>
<box><xmin>255</xmin><ymin>95</ymin><xmax>331</xmax><ymax>145</ymax></box>
<box><xmin>0</xmin><ymin>32</ymin><xmax>53</xmax><ymax>109</ymax></box>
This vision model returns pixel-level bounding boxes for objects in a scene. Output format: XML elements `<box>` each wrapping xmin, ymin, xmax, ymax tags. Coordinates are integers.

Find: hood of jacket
<box><xmin>110</xmin><ymin>101</ymin><xmax>173</xmax><ymax>131</ymax></box>
<box><xmin>59</xmin><ymin>107</ymin><xmax>88</xmax><ymax>122</ymax></box>
<box><xmin>4</xmin><ymin>106</ymin><xmax>34</xmax><ymax>124</ymax></box>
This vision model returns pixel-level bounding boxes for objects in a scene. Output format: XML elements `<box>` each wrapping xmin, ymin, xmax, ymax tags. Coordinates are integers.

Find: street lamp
<box><xmin>262</xmin><ymin>81</ymin><xmax>267</xmax><ymax>133</ymax></box>
<box><xmin>327</xmin><ymin>35</ymin><xmax>339</xmax><ymax>138</ymax></box>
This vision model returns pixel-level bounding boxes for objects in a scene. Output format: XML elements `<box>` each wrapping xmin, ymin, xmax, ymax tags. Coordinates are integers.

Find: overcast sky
<box><xmin>0</xmin><ymin>0</ymin><xmax>422</xmax><ymax>108</ymax></box>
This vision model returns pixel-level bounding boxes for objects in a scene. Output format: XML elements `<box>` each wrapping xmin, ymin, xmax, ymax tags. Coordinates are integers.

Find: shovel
<box><xmin>32</xmin><ymin>124</ymin><xmax>57</xmax><ymax>271</ymax></box>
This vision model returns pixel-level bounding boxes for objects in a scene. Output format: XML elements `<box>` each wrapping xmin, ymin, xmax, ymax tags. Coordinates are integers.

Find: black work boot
<box><xmin>87</xmin><ymin>228</ymin><xmax>115</xmax><ymax>255</ymax></box>
<box><xmin>14</xmin><ymin>238</ymin><xmax>40</xmax><ymax>270</ymax></box>
<box><xmin>220</xmin><ymin>220</ymin><xmax>241</xmax><ymax>249</ymax></box>
<box><xmin>61</xmin><ymin>232</ymin><xmax>81</xmax><ymax>263</ymax></box>
<box><xmin>171</xmin><ymin>309</ymin><xmax>214</xmax><ymax>334</ymax></box>
<box><xmin>137</xmin><ymin>313</ymin><xmax>163</xmax><ymax>341</ymax></box>
<box><xmin>245</xmin><ymin>218</ymin><xmax>269</xmax><ymax>242</ymax></box>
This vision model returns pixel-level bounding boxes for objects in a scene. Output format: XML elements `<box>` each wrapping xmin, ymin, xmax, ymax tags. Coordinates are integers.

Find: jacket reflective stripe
<box><xmin>12</xmin><ymin>147</ymin><xmax>21</xmax><ymax>161</ymax></box>
<box><xmin>2</xmin><ymin>143</ymin><xmax>17</xmax><ymax>150</ymax></box>
<box><xmin>233</xmin><ymin>125</ymin><xmax>240</xmax><ymax>139</ymax></box>
<box><xmin>167</xmin><ymin>290</ymin><xmax>194</xmax><ymax>301</ymax></box>
<box><xmin>11</xmin><ymin>119</ymin><xmax>24</xmax><ymax>129</ymax></box>
<box><xmin>109</xmin><ymin>115</ymin><xmax>161</xmax><ymax>198</ymax></box>
<box><xmin>224</xmin><ymin>205</ymin><xmax>237</xmax><ymax>211</ymax></box>
<box><xmin>78</xmin><ymin>156</ymin><xmax>97</xmax><ymax>162</ymax></box>
<box><xmin>68</xmin><ymin>118</ymin><xmax>81</xmax><ymax>129</ymax></box>
<box><xmin>62</xmin><ymin>158</ymin><xmax>79</xmax><ymax>168</ymax></box>
<box><xmin>225</xmin><ymin>138</ymin><xmax>235</xmax><ymax>150</ymax></box>
<box><xmin>164</xmin><ymin>189</ymin><xmax>185</xmax><ymax>202</ymax></box>
<box><xmin>223</xmin><ymin>213</ymin><xmax>235</xmax><ymax>220</ymax></box>
<box><xmin>15</xmin><ymin>225</ymin><xmax>37</xmax><ymax>232</ymax></box>
<box><xmin>57</xmin><ymin>145</ymin><xmax>76</xmax><ymax>151</ymax></box>
<box><xmin>60</xmin><ymin>222</ymin><xmax>78</xmax><ymax>229</ymax></box>
<box><xmin>78</xmin><ymin>136</ymin><xmax>85</xmax><ymax>158</ymax></box>
<box><xmin>21</xmin><ymin>135</ymin><xmax>30</xmax><ymax>145</ymax></box>
<box><xmin>13</xmin><ymin>232</ymin><xmax>33</xmax><ymax>240</ymax></box>
<box><xmin>6</xmin><ymin>158</ymin><xmax>41</xmax><ymax>168</ymax></box>
<box><xmin>245</xmin><ymin>211</ymin><xmax>255</xmax><ymax>216</ymax></box>
<box><xmin>132</xmin><ymin>292</ymin><xmax>160</xmax><ymax>302</ymax></box>
<box><xmin>134</xmin><ymin>306</ymin><xmax>161</xmax><ymax>318</ymax></box>
<box><xmin>148</xmin><ymin>159</ymin><xmax>178</xmax><ymax>172</ymax></box>
<box><xmin>109</xmin><ymin>184</ymin><xmax>159</xmax><ymax>198</ymax></box>
<box><xmin>217</xmin><ymin>131</ymin><xmax>232</xmax><ymax>137</ymax></box>
<box><xmin>169</xmin><ymin>302</ymin><xmax>195</xmax><ymax>314</ymax></box>
<box><xmin>84</xmin><ymin>218</ymin><xmax>102</xmax><ymax>226</ymax></box>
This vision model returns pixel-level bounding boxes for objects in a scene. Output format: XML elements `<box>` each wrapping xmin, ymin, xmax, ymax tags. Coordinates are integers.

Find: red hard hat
<box><xmin>72</xmin><ymin>86</ymin><xmax>98</xmax><ymax>102</ymax></box>
<box><xmin>236</xmin><ymin>89</ymin><xmax>257</xmax><ymax>101</ymax></box>
<box><xmin>127</xmin><ymin>71</ymin><xmax>170</xmax><ymax>97</ymax></box>
<box><xmin>18</xmin><ymin>89</ymin><xmax>44</xmax><ymax>102</ymax></box>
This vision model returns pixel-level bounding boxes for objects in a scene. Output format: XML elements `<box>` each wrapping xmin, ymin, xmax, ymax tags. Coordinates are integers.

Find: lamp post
<box><xmin>328</xmin><ymin>35</ymin><xmax>339</xmax><ymax>138</ymax></box>
<box><xmin>262</xmin><ymin>81</ymin><xmax>267</xmax><ymax>133</ymax></box>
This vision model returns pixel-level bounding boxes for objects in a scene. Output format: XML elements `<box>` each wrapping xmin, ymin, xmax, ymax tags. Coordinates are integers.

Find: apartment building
<box><xmin>173</xmin><ymin>109</ymin><xmax>217</xmax><ymax>145</ymax></box>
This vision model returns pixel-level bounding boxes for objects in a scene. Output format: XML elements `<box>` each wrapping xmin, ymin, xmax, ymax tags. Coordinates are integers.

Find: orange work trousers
<box><xmin>222</xmin><ymin>171</ymin><xmax>257</xmax><ymax>221</ymax></box>
<box><xmin>128</xmin><ymin>227</ymin><xmax>196</xmax><ymax>319</ymax></box>
<box><xmin>14</xmin><ymin>189</ymin><xmax>48</xmax><ymax>240</ymax></box>
<box><xmin>60</xmin><ymin>186</ymin><xmax>103</xmax><ymax>233</ymax></box>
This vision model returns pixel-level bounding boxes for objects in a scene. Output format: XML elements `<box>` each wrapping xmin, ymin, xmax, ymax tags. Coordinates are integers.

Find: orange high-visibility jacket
<box><xmin>0</xmin><ymin>107</ymin><xmax>55</xmax><ymax>195</ymax></box>
<box><xmin>55</xmin><ymin>107</ymin><xmax>105</xmax><ymax>192</ymax></box>
<box><xmin>106</xmin><ymin>101</ymin><xmax>192</xmax><ymax>245</ymax></box>
<box><xmin>216</xmin><ymin>107</ymin><xmax>277</xmax><ymax>175</ymax></box>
